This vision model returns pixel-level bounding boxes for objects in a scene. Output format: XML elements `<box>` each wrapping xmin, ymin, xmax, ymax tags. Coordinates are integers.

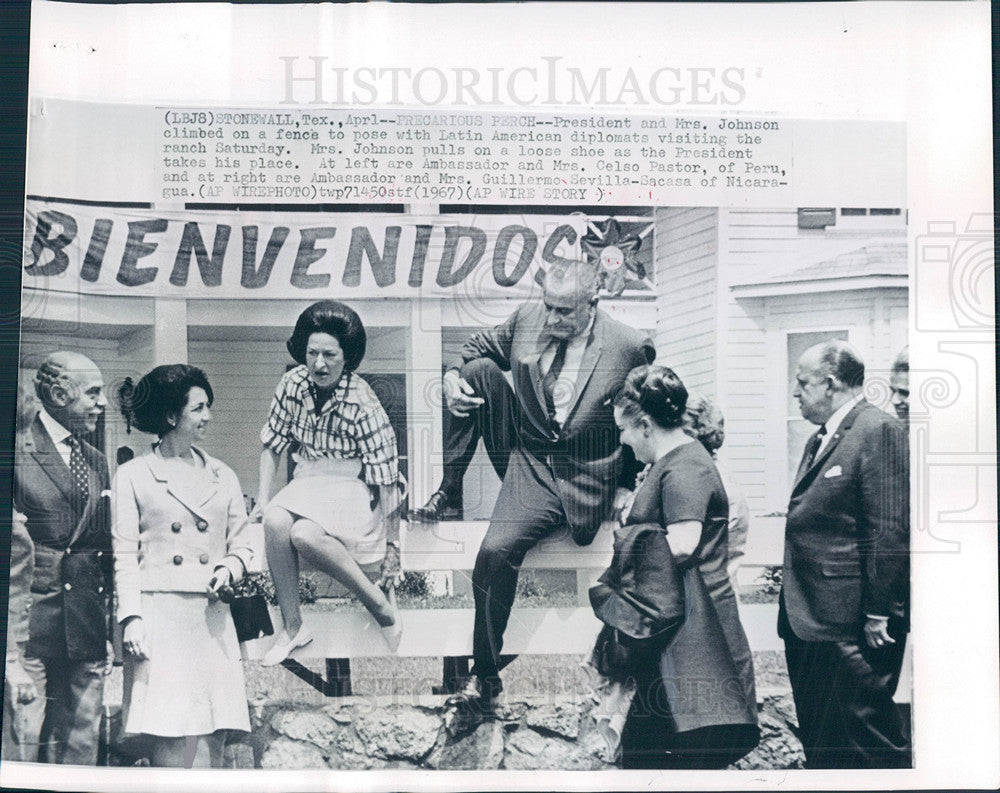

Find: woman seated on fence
<box><xmin>112</xmin><ymin>365</ymin><xmax>255</xmax><ymax>767</ymax></box>
<box><xmin>252</xmin><ymin>300</ymin><xmax>403</xmax><ymax>665</ymax></box>
<box><xmin>589</xmin><ymin>365</ymin><xmax>758</xmax><ymax>769</ymax></box>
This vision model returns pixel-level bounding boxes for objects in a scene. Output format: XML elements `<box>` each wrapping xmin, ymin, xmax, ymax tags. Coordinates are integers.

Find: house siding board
<box><xmin>720</xmin><ymin>209</ymin><xmax>806</xmax><ymax>515</ymax></box>
<box><xmin>654</xmin><ymin>207</ymin><xmax>718</xmax><ymax>400</ymax></box>
<box><xmin>187</xmin><ymin>339</ymin><xmax>294</xmax><ymax>492</ymax></box>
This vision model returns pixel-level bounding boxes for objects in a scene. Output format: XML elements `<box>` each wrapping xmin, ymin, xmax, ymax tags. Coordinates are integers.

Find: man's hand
<box><xmin>12</xmin><ymin>510</ymin><xmax>28</xmax><ymax>533</ymax></box>
<box><xmin>863</xmin><ymin>616</ymin><xmax>895</xmax><ymax>649</ymax></box>
<box><xmin>5</xmin><ymin>657</ymin><xmax>38</xmax><ymax>704</ymax></box>
<box><xmin>443</xmin><ymin>370</ymin><xmax>484</xmax><ymax>418</ymax></box>
<box><xmin>122</xmin><ymin>617</ymin><xmax>151</xmax><ymax>661</ymax></box>
<box><xmin>378</xmin><ymin>542</ymin><xmax>404</xmax><ymax>592</ymax></box>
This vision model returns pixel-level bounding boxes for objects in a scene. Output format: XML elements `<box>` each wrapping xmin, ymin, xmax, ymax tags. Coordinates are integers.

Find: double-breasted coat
<box><xmin>14</xmin><ymin>416</ymin><xmax>112</xmax><ymax>661</ymax></box>
<box><xmin>111</xmin><ymin>446</ymin><xmax>255</xmax><ymax>736</ymax></box>
<box><xmin>111</xmin><ymin>446</ymin><xmax>254</xmax><ymax>622</ymax></box>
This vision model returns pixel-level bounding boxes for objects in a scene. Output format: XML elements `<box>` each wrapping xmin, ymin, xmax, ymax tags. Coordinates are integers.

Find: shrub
<box><xmin>233</xmin><ymin>571</ymin><xmax>317</xmax><ymax>605</ymax></box>
<box><xmin>515</xmin><ymin>570</ymin><xmax>545</xmax><ymax>599</ymax></box>
<box><xmin>756</xmin><ymin>565</ymin><xmax>783</xmax><ymax>595</ymax></box>
<box><xmin>395</xmin><ymin>571</ymin><xmax>430</xmax><ymax>598</ymax></box>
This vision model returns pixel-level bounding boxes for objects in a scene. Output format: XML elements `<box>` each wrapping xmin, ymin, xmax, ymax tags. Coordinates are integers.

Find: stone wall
<box><xmin>110</xmin><ymin>693</ymin><xmax>805</xmax><ymax>770</ymax></box>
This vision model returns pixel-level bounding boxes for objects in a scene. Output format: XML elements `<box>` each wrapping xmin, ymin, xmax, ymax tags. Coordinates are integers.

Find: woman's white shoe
<box><xmin>261</xmin><ymin>626</ymin><xmax>314</xmax><ymax>666</ymax></box>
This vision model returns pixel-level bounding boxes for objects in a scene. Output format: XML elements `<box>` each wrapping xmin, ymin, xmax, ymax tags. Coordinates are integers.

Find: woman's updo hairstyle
<box><xmin>614</xmin><ymin>364</ymin><xmax>688</xmax><ymax>429</ymax></box>
<box><xmin>683</xmin><ymin>393</ymin><xmax>726</xmax><ymax>455</ymax></box>
<box><xmin>128</xmin><ymin>364</ymin><xmax>214</xmax><ymax>438</ymax></box>
<box><xmin>286</xmin><ymin>300</ymin><xmax>367</xmax><ymax>371</ymax></box>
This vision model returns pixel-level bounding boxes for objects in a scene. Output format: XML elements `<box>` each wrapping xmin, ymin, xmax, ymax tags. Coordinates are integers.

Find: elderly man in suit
<box><xmin>415</xmin><ymin>261</ymin><xmax>655</xmax><ymax>708</ymax></box>
<box><xmin>780</xmin><ymin>340</ymin><xmax>910</xmax><ymax>768</ymax></box>
<box><xmin>13</xmin><ymin>351</ymin><xmax>113</xmax><ymax>765</ymax></box>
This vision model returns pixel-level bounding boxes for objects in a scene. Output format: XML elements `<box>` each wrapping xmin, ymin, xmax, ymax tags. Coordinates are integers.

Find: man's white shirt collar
<box><xmin>37</xmin><ymin>406</ymin><xmax>73</xmax><ymax>465</ymax></box>
<box><xmin>818</xmin><ymin>393</ymin><xmax>863</xmax><ymax>453</ymax></box>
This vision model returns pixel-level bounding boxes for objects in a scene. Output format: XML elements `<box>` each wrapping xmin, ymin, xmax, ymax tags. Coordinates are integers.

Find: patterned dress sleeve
<box><xmin>260</xmin><ymin>371</ymin><xmax>296</xmax><ymax>455</ymax></box>
<box><xmin>351</xmin><ymin>382</ymin><xmax>398</xmax><ymax>486</ymax></box>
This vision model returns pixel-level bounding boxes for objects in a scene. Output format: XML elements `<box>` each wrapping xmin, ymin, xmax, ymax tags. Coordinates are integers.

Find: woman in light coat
<box><xmin>112</xmin><ymin>364</ymin><xmax>253</xmax><ymax>768</ymax></box>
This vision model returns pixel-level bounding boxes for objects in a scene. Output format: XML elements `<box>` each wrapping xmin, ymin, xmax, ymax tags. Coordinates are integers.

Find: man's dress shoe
<box><xmin>407</xmin><ymin>490</ymin><xmax>452</xmax><ymax>523</ymax></box>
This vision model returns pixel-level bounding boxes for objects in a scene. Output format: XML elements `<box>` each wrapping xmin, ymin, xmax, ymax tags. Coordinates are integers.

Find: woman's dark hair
<box><xmin>286</xmin><ymin>300</ymin><xmax>367</xmax><ymax>371</ymax></box>
<box><xmin>614</xmin><ymin>364</ymin><xmax>688</xmax><ymax>429</ymax></box>
<box><xmin>129</xmin><ymin>364</ymin><xmax>214</xmax><ymax>438</ymax></box>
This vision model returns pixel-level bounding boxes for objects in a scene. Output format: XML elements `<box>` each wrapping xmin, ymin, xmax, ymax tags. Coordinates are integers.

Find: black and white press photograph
<box><xmin>0</xmin><ymin>2</ymin><xmax>994</xmax><ymax>791</ymax></box>
<box><xmin>8</xmin><ymin>200</ymin><xmax>912</xmax><ymax>772</ymax></box>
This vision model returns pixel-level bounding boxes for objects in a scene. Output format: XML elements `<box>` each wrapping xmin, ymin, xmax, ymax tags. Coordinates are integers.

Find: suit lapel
<box><xmin>29</xmin><ymin>416</ymin><xmax>77</xmax><ymax>505</ymax></box>
<box><xmin>792</xmin><ymin>400</ymin><xmax>869</xmax><ymax>496</ymax></box>
<box><xmin>562</xmin><ymin>313</ymin><xmax>603</xmax><ymax>428</ymax></box>
<box><xmin>146</xmin><ymin>447</ymin><xmax>221</xmax><ymax>519</ymax></box>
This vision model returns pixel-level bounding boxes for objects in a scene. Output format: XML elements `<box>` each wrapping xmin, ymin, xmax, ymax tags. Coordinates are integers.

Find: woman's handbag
<box><xmin>219</xmin><ymin>587</ymin><xmax>275</xmax><ymax>643</ymax></box>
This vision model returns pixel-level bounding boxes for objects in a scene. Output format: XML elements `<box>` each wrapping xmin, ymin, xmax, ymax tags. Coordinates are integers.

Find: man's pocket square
<box><xmin>823</xmin><ymin>466</ymin><xmax>843</xmax><ymax>478</ymax></box>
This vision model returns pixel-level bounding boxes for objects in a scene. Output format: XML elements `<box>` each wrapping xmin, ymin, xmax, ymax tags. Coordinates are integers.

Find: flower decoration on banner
<box><xmin>581</xmin><ymin>218</ymin><xmax>652</xmax><ymax>297</ymax></box>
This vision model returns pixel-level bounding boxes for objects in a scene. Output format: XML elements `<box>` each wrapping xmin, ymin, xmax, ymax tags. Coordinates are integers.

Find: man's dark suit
<box><xmin>779</xmin><ymin>399</ymin><xmax>910</xmax><ymax>768</ymax></box>
<box><xmin>447</xmin><ymin>302</ymin><xmax>655</xmax><ymax>692</ymax></box>
<box><xmin>14</xmin><ymin>415</ymin><xmax>112</xmax><ymax>764</ymax></box>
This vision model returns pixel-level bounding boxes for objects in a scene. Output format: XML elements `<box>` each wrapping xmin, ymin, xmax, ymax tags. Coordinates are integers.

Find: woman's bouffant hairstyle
<box><xmin>683</xmin><ymin>393</ymin><xmax>726</xmax><ymax>455</ymax></box>
<box><xmin>128</xmin><ymin>364</ymin><xmax>214</xmax><ymax>438</ymax></box>
<box><xmin>286</xmin><ymin>300</ymin><xmax>367</xmax><ymax>371</ymax></box>
<box><xmin>614</xmin><ymin>365</ymin><xmax>688</xmax><ymax>429</ymax></box>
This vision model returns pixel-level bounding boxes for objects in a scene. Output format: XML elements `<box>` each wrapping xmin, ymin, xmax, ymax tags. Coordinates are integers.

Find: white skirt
<box><xmin>122</xmin><ymin>592</ymin><xmax>250</xmax><ymax>737</ymax></box>
<box><xmin>267</xmin><ymin>456</ymin><xmax>385</xmax><ymax>564</ymax></box>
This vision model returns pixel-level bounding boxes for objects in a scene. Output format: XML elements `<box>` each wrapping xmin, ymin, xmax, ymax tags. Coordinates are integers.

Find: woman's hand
<box><xmin>207</xmin><ymin>567</ymin><xmax>233</xmax><ymax>602</ymax></box>
<box><xmin>378</xmin><ymin>542</ymin><xmax>404</xmax><ymax>592</ymax></box>
<box><xmin>122</xmin><ymin>616</ymin><xmax>150</xmax><ymax>660</ymax></box>
<box><xmin>249</xmin><ymin>499</ymin><xmax>267</xmax><ymax>524</ymax></box>
<box><xmin>612</xmin><ymin>487</ymin><xmax>633</xmax><ymax>523</ymax></box>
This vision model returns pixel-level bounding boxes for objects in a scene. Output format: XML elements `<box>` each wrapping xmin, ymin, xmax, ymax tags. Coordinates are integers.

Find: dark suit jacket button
<box><xmin>63</xmin><ymin>582</ymin><xmax>72</xmax><ymax>591</ymax></box>
<box><xmin>65</xmin><ymin>548</ymin><xmax>71</xmax><ymax>555</ymax></box>
<box><xmin>196</xmin><ymin>520</ymin><xmax>208</xmax><ymax>532</ymax></box>
<box><xmin>173</xmin><ymin>555</ymin><xmax>183</xmax><ymax>565</ymax></box>
<box><xmin>199</xmin><ymin>554</ymin><xmax>210</xmax><ymax>564</ymax></box>
<box><xmin>171</xmin><ymin>522</ymin><xmax>182</xmax><ymax>533</ymax></box>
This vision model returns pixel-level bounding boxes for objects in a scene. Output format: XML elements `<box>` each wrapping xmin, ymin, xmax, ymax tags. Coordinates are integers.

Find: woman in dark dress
<box><xmin>601</xmin><ymin>365</ymin><xmax>758</xmax><ymax>769</ymax></box>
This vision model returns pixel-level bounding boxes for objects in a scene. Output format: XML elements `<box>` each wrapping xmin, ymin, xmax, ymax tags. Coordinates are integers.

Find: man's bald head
<box><xmin>541</xmin><ymin>261</ymin><xmax>599</xmax><ymax>340</ymax></box>
<box><xmin>793</xmin><ymin>340</ymin><xmax>865</xmax><ymax>425</ymax></box>
<box><xmin>35</xmin><ymin>351</ymin><xmax>107</xmax><ymax>435</ymax></box>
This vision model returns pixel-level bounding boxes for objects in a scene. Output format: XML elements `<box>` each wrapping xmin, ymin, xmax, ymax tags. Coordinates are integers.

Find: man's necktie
<box><xmin>542</xmin><ymin>339</ymin><xmax>569</xmax><ymax>427</ymax></box>
<box><xmin>65</xmin><ymin>435</ymin><xmax>91</xmax><ymax>502</ymax></box>
<box><xmin>802</xmin><ymin>424</ymin><xmax>827</xmax><ymax>470</ymax></box>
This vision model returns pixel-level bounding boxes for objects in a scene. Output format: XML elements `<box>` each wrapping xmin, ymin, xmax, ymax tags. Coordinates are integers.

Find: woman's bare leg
<box><xmin>262</xmin><ymin>506</ymin><xmax>302</xmax><ymax>635</ymax></box>
<box><xmin>289</xmin><ymin>520</ymin><xmax>395</xmax><ymax>626</ymax></box>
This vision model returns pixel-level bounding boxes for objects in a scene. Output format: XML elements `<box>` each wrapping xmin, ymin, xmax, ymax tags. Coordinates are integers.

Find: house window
<box><xmin>786</xmin><ymin>330</ymin><xmax>848</xmax><ymax>488</ymax></box>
